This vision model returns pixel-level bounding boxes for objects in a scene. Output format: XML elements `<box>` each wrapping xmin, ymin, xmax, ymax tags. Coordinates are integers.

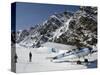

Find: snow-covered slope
<box><xmin>52</xmin><ymin>17</ymin><xmax>72</xmax><ymax>41</ymax></box>
<box><xmin>14</xmin><ymin>42</ymin><xmax>97</xmax><ymax>73</ymax></box>
<box><xmin>54</xmin><ymin>7</ymin><xmax>97</xmax><ymax>48</ymax></box>
<box><xmin>41</xmin><ymin>42</ymin><xmax>76</xmax><ymax>50</ymax></box>
<box><xmin>11</xmin><ymin>6</ymin><xmax>97</xmax><ymax>49</ymax></box>
<box><xmin>11</xmin><ymin>6</ymin><xmax>97</xmax><ymax>73</ymax></box>
<box><xmin>13</xmin><ymin>11</ymin><xmax>73</xmax><ymax>47</ymax></box>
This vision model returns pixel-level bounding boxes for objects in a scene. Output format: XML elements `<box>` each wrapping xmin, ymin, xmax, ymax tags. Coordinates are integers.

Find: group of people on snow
<box><xmin>14</xmin><ymin>52</ymin><xmax>32</xmax><ymax>63</ymax></box>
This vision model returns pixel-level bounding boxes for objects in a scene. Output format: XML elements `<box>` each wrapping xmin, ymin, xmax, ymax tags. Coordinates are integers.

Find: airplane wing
<box><xmin>52</xmin><ymin>48</ymin><xmax>90</xmax><ymax>60</ymax></box>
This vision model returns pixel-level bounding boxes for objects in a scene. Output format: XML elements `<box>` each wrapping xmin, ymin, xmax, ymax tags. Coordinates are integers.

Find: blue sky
<box><xmin>16</xmin><ymin>2</ymin><xmax>80</xmax><ymax>30</ymax></box>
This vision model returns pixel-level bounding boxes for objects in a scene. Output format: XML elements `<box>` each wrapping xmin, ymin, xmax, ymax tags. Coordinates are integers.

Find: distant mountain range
<box><xmin>11</xmin><ymin>6</ymin><xmax>97</xmax><ymax>48</ymax></box>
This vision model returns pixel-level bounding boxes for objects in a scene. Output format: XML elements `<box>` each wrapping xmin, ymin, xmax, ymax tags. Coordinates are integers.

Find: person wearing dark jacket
<box><xmin>14</xmin><ymin>53</ymin><xmax>18</xmax><ymax>63</ymax></box>
<box><xmin>29</xmin><ymin>52</ymin><xmax>32</xmax><ymax>62</ymax></box>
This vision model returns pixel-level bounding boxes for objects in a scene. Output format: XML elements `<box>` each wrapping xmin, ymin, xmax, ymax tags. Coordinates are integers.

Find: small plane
<box><xmin>51</xmin><ymin>47</ymin><xmax>97</xmax><ymax>64</ymax></box>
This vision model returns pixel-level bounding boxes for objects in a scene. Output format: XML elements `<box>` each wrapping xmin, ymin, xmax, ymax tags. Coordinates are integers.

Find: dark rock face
<box><xmin>39</xmin><ymin>12</ymin><xmax>73</xmax><ymax>35</ymax></box>
<box><xmin>54</xmin><ymin>7</ymin><xmax>97</xmax><ymax>48</ymax></box>
<box><xmin>16</xmin><ymin>29</ymin><xmax>29</xmax><ymax>43</ymax></box>
<box><xmin>12</xmin><ymin>6</ymin><xmax>97</xmax><ymax>48</ymax></box>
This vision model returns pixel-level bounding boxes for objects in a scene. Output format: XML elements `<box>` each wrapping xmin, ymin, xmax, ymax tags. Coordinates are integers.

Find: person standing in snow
<box><xmin>29</xmin><ymin>52</ymin><xmax>32</xmax><ymax>62</ymax></box>
<box><xmin>14</xmin><ymin>53</ymin><xmax>18</xmax><ymax>63</ymax></box>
